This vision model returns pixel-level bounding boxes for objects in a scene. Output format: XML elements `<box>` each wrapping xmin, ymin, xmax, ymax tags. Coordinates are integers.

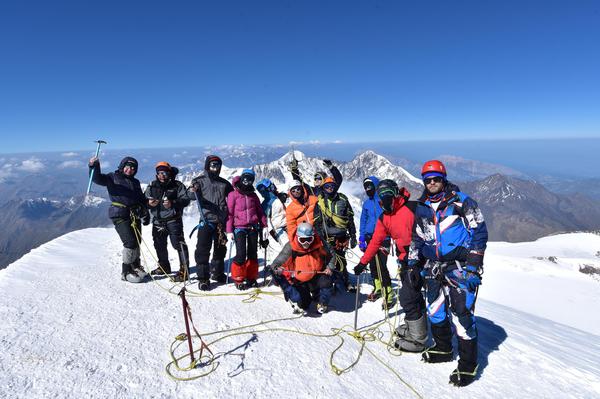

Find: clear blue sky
<box><xmin>1</xmin><ymin>0</ymin><xmax>599</xmax><ymax>153</ymax></box>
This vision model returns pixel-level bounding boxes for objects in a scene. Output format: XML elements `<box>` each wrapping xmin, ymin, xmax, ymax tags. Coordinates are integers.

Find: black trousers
<box><xmin>398</xmin><ymin>262</ymin><xmax>426</xmax><ymax>321</ymax></box>
<box><xmin>113</xmin><ymin>218</ymin><xmax>140</xmax><ymax>250</ymax></box>
<box><xmin>194</xmin><ymin>224</ymin><xmax>227</xmax><ymax>280</ymax></box>
<box><xmin>152</xmin><ymin>218</ymin><xmax>189</xmax><ymax>269</ymax></box>
<box><xmin>233</xmin><ymin>228</ymin><xmax>258</xmax><ymax>264</ymax></box>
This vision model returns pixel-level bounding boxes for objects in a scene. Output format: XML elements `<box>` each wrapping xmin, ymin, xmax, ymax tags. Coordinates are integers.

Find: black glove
<box><xmin>260</xmin><ymin>238</ymin><xmax>269</xmax><ymax>249</ymax></box>
<box><xmin>353</xmin><ymin>262</ymin><xmax>367</xmax><ymax>275</ymax></box>
<box><xmin>323</xmin><ymin>159</ymin><xmax>333</xmax><ymax>168</ymax></box>
<box><xmin>350</xmin><ymin>235</ymin><xmax>357</xmax><ymax>249</ymax></box>
<box><xmin>142</xmin><ymin>214</ymin><xmax>150</xmax><ymax>226</ymax></box>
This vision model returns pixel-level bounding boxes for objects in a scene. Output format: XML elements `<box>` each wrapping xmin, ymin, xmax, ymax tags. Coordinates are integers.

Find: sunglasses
<box><xmin>290</xmin><ymin>186</ymin><xmax>302</xmax><ymax>192</ymax></box>
<box><xmin>323</xmin><ymin>183</ymin><xmax>336</xmax><ymax>191</ymax></box>
<box><xmin>157</xmin><ymin>171</ymin><xmax>169</xmax><ymax>177</ymax></box>
<box><xmin>298</xmin><ymin>236</ymin><xmax>314</xmax><ymax>244</ymax></box>
<box><xmin>314</xmin><ymin>176</ymin><xmax>323</xmax><ymax>181</ymax></box>
<box><xmin>424</xmin><ymin>176</ymin><xmax>444</xmax><ymax>185</ymax></box>
<box><xmin>124</xmin><ymin>163</ymin><xmax>137</xmax><ymax>169</ymax></box>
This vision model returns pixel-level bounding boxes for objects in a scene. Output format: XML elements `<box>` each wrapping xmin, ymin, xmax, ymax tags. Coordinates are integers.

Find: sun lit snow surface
<box><xmin>1</xmin><ymin>221</ymin><xmax>599</xmax><ymax>398</ymax></box>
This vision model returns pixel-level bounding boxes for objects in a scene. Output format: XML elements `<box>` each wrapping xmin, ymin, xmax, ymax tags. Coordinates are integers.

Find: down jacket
<box><xmin>226</xmin><ymin>176</ymin><xmax>267</xmax><ymax>233</ymax></box>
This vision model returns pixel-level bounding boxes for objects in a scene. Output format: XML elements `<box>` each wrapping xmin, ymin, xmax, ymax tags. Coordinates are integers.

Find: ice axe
<box><xmin>86</xmin><ymin>139</ymin><xmax>107</xmax><ymax>196</ymax></box>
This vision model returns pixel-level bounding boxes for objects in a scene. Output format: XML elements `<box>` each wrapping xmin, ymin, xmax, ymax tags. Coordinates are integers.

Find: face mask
<box><xmin>379</xmin><ymin>195</ymin><xmax>394</xmax><ymax>214</ymax></box>
<box><xmin>208</xmin><ymin>161</ymin><xmax>221</xmax><ymax>175</ymax></box>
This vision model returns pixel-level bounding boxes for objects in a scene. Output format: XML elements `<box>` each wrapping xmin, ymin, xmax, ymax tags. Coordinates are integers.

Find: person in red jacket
<box><xmin>226</xmin><ymin>169</ymin><xmax>268</xmax><ymax>290</ymax></box>
<box><xmin>353</xmin><ymin>179</ymin><xmax>426</xmax><ymax>352</ymax></box>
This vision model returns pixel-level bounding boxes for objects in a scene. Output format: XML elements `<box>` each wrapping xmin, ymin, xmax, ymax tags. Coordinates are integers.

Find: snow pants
<box><xmin>230</xmin><ymin>228</ymin><xmax>259</xmax><ymax>283</ymax></box>
<box><xmin>398</xmin><ymin>260</ymin><xmax>426</xmax><ymax>321</ymax></box>
<box><xmin>425</xmin><ymin>267</ymin><xmax>478</xmax><ymax>371</ymax></box>
<box><xmin>152</xmin><ymin>218</ymin><xmax>189</xmax><ymax>270</ymax></box>
<box><xmin>113</xmin><ymin>217</ymin><xmax>141</xmax><ymax>267</ymax></box>
<box><xmin>276</xmin><ymin>273</ymin><xmax>333</xmax><ymax>310</ymax></box>
<box><xmin>194</xmin><ymin>224</ymin><xmax>227</xmax><ymax>281</ymax></box>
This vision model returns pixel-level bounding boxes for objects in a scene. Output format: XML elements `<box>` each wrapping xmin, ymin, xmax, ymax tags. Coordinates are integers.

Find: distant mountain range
<box><xmin>2</xmin><ymin>148</ymin><xmax>599</xmax><ymax>270</ymax></box>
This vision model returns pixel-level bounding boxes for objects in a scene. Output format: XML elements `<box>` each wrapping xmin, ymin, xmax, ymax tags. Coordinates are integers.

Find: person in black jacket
<box><xmin>145</xmin><ymin>162</ymin><xmax>191</xmax><ymax>282</ymax></box>
<box><xmin>186</xmin><ymin>155</ymin><xmax>233</xmax><ymax>291</ymax></box>
<box><xmin>88</xmin><ymin>156</ymin><xmax>149</xmax><ymax>283</ymax></box>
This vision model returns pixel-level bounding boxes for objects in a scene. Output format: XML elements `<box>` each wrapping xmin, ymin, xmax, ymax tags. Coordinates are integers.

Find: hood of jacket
<box><xmin>117</xmin><ymin>156</ymin><xmax>139</xmax><ymax>177</ymax></box>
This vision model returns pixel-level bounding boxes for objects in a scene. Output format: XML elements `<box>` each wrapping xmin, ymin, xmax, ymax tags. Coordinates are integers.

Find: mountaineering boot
<box><xmin>198</xmin><ymin>279</ymin><xmax>210</xmax><ymax>291</ymax></box>
<box><xmin>245</xmin><ymin>279</ymin><xmax>258</xmax><ymax>288</ymax></box>
<box><xmin>121</xmin><ymin>263</ymin><xmax>143</xmax><ymax>283</ymax></box>
<box><xmin>368</xmin><ymin>278</ymin><xmax>382</xmax><ymax>301</ymax></box>
<box><xmin>394</xmin><ymin>314</ymin><xmax>428</xmax><ymax>352</ymax></box>
<box><xmin>131</xmin><ymin>259</ymin><xmax>148</xmax><ymax>279</ymax></box>
<box><xmin>422</xmin><ymin>321</ymin><xmax>454</xmax><ymax>363</ymax></box>
<box><xmin>172</xmin><ymin>265</ymin><xmax>188</xmax><ymax>283</ymax></box>
<box><xmin>317</xmin><ymin>303</ymin><xmax>328</xmax><ymax>314</ymax></box>
<box><xmin>150</xmin><ymin>264</ymin><xmax>171</xmax><ymax>276</ymax></box>
<box><xmin>235</xmin><ymin>281</ymin><xmax>246</xmax><ymax>290</ymax></box>
<box><xmin>381</xmin><ymin>286</ymin><xmax>396</xmax><ymax>310</ymax></box>
<box><xmin>449</xmin><ymin>364</ymin><xmax>479</xmax><ymax>387</ymax></box>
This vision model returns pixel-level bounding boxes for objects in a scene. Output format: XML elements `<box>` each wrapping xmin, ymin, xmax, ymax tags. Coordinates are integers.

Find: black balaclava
<box><xmin>204</xmin><ymin>155</ymin><xmax>222</xmax><ymax>179</ymax></box>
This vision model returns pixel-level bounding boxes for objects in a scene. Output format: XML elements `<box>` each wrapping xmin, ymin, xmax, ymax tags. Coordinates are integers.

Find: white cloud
<box><xmin>61</xmin><ymin>152</ymin><xmax>79</xmax><ymax>157</ymax></box>
<box><xmin>59</xmin><ymin>160</ymin><xmax>83</xmax><ymax>169</ymax></box>
<box><xmin>19</xmin><ymin>158</ymin><xmax>45</xmax><ymax>173</ymax></box>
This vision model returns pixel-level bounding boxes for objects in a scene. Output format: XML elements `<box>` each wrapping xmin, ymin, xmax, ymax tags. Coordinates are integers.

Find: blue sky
<box><xmin>1</xmin><ymin>0</ymin><xmax>599</xmax><ymax>153</ymax></box>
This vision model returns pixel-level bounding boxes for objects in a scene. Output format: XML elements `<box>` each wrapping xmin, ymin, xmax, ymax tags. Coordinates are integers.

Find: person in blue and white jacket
<box><xmin>407</xmin><ymin>160</ymin><xmax>488</xmax><ymax>388</ymax></box>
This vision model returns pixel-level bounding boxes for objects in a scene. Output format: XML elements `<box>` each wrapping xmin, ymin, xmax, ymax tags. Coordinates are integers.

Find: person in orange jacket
<box><xmin>285</xmin><ymin>180</ymin><xmax>318</xmax><ymax>242</ymax></box>
<box><xmin>270</xmin><ymin>222</ymin><xmax>335</xmax><ymax>314</ymax></box>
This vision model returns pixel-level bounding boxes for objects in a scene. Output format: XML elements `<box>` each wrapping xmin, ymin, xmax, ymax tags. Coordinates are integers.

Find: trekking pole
<box><xmin>225</xmin><ymin>239</ymin><xmax>233</xmax><ymax>286</ymax></box>
<box><xmin>353</xmin><ymin>272</ymin><xmax>361</xmax><ymax>331</ymax></box>
<box><xmin>86</xmin><ymin>139</ymin><xmax>107</xmax><ymax>196</ymax></box>
<box><xmin>262</xmin><ymin>246</ymin><xmax>269</xmax><ymax>287</ymax></box>
<box><xmin>178</xmin><ymin>287</ymin><xmax>196</xmax><ymax>366</ymax></box>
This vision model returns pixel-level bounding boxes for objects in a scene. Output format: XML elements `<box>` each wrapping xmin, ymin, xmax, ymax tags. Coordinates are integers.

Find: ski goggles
<box><xmin>323</xmin><ymin>183</ymin><xmax>336</xmax><ymax>192</ymax></box>
<box><xmin>297</xmin><ymin>236</ymin><xmax>314</xmax><ymax>245</ymax></box>
<box><xmin>423</xmin><ymin>176</ymin><xmax>444</xmax><ymax>185</ymax></box>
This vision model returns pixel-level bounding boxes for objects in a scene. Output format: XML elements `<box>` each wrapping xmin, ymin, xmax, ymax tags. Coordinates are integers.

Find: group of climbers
<box><xmin>89</xmin><ymin>154</ymin><xmax>487</xmax><ymax>387</ymax></box>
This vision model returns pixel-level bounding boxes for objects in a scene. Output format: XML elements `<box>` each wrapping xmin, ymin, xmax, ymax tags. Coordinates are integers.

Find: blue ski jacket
<box><xmin>408</xmin><ymin>182</ymin><xmax>488</xmax><ymax>269</ymax></box>
<box><xmin>359</xmin><ymin>176</ymin><xmax>382</xmax><ymax>238</ymax></box>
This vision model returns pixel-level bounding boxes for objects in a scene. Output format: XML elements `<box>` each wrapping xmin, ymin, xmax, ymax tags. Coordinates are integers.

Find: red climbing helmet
<box><xmin>421</xmin><ymin>160</ymin><xmax>447</xmax><ymax>178</ymax></box>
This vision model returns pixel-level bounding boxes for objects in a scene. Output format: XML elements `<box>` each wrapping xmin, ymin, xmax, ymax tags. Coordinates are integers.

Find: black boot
<box><xmin>150</xmin><ymin>263</ymin><xmax>171</xmax><ymax>276</ymax></box>
<box><xmin>449</xmin><ymin>364</ymin><xmax>478</xmax><ymax>387</ymax></box>
<box><xmin>198</xmin><ymin>279</ymin><xmax>210</xmax><ymax>291</ymax></box>
<box><xmin>422</xmin><ymin>321</ymin><xmax>454</xmax><ymax>363</ymax></box>
<box><xmin>448</xmin><ymin>337</ymin><xmax>479</xmax><ymax>386</ymax></box>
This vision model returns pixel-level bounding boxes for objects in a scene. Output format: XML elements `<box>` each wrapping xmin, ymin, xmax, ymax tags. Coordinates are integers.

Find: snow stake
<box><xmin>178</xmin><ymin>287</ymin><xmax>196</xmax><ymax>365</ymax></box>
<box><xmin>86</xmin><ymin>139</ymin><xmax>107</xmax><ymax>196</ymax></box>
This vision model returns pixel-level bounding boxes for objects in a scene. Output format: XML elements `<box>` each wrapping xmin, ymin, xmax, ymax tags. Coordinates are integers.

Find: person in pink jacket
<box><xmin>226</xmin><ymin>169</ymin><xmax>268</xmax><ymax>290</ymax></box>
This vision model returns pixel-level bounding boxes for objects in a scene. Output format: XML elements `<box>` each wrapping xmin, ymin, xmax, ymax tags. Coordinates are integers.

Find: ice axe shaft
<box><xmin>86</xmin><ymin>139</ymin><xmax>107</xmax><ymax>196</ymax></box>
<box><xmin>178</xmin><ymin>287</ymin><xmax>195</xmax><ymax>364</ymax></box>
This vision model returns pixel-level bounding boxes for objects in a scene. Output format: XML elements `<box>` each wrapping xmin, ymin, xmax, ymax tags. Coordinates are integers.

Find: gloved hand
<box><xmin>142</xmin><ymin>215</ymin><xmax>151</xmax><ymax>226</ymax></box>
<box><xmin>260</xmin><ymin>238</ymin><xmax>269</xmax><ymax>249</ymax></box>
<box><xmin>323</xmin><ymin>159</ymin><xmax>333</xmax><ymax>168</ymax></box>
<box><xmin>358</xmin><ymin>235</ymin><xmax>367</xmax><ymax>252</ymax></box>
<box><xmin>227</xmin><ymin>232</ymin><xmax>235</xmax><ymax>242</ymax></box>
<box><xmin>462</xmin><ymin>265</ymin><xmax>482</xmax><ymax>291</ymax></box>
<box><xmin>353</xmin><ymin>262</ymin><xmax>367</xmax><ymax>275</ymax></box>
<box><xmin>271</xmin><ymin>265</ymin><xmax>283</xmax><ymax>276</ymax></box>
<box><xmin>350</xmin><ymin>236</ymin><xmax>357</xmax><ymax>249</ymax></box>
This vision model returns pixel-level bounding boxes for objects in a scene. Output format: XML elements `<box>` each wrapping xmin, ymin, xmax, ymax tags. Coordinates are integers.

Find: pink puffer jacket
<box><xmin>226</xmin><ymin>176</ymin><xmax>267</xmax><ymax>233</ymax></box>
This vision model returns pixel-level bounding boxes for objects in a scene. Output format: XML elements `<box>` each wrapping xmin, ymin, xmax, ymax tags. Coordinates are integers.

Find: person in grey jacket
<box><xmin>187</xmin><ymin>155</ymin><xmax>233</xmax><ymax>290</ymax></box>
<box><xmin>145</xmin><ymin>162</ymin><xmax>190</xmax><ymax>281</ymax></box>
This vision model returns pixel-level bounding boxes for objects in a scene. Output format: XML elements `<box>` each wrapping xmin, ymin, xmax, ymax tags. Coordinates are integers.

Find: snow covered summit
<box><xmin>1</xmin><ymin>224</ymin><xmax>599</xmax><ymax>398</ymax></box>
